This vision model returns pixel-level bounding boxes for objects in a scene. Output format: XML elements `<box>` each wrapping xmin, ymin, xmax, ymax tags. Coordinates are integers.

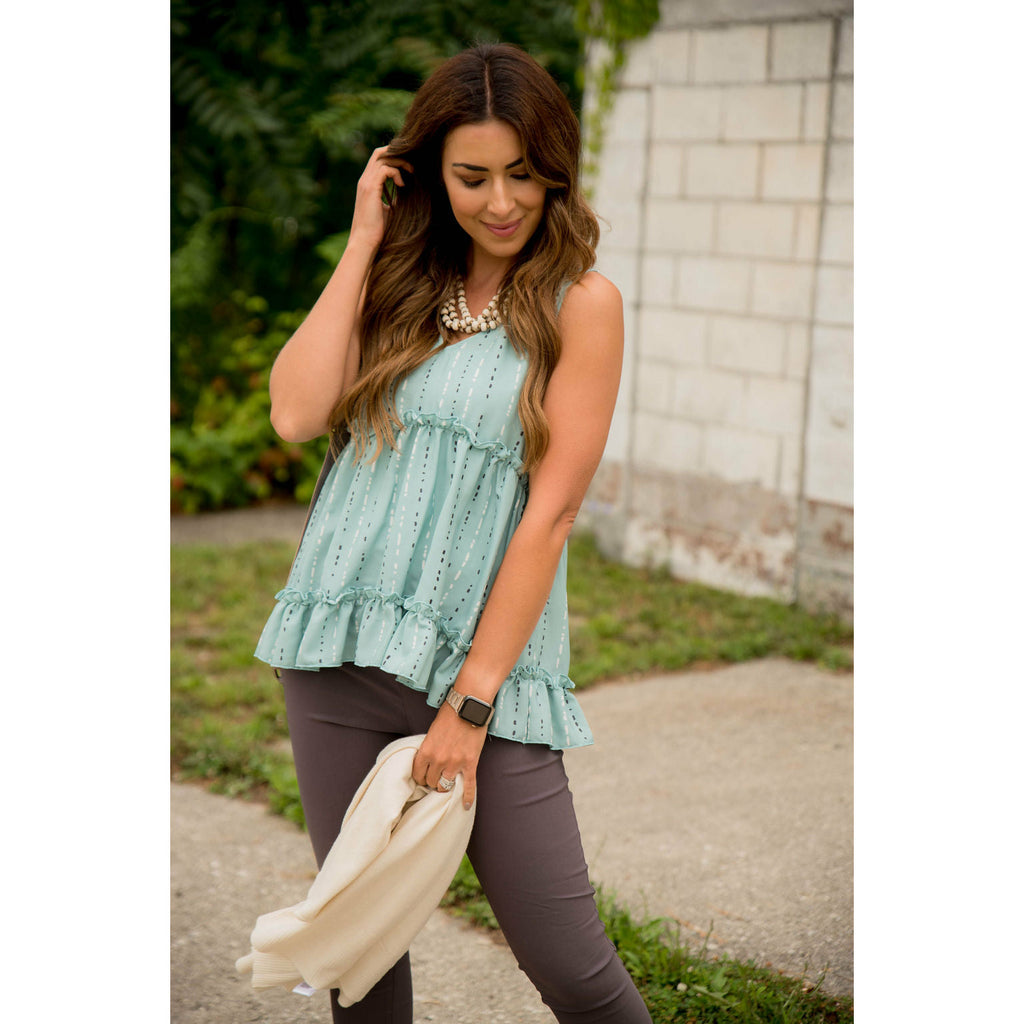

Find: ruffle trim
<box><xmin>273</xmin><ymin>585</ymin><xmax>475</xmax><ymax>653</ymax></box>
<box><xmin>396</xmin><ymin>411</ymin><xmax>525</xmax><ymax>474</ymax></box>
<box><xmin>254</xmin><ymin>588</ymin><xmax>593</xmax><ymax>750</ymax></box>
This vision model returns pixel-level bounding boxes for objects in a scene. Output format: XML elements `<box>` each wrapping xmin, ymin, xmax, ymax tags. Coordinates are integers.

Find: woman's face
<box><xmin>440</xmin><ymin>119</ymin><xmax>546</xmax><ymax>266</ymax></box>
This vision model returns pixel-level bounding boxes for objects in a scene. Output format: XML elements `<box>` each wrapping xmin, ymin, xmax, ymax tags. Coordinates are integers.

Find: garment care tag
<box><xmin>292</xmin><ymin>982</ymin><xmax>317</xmax><ymax>997</ymax></box>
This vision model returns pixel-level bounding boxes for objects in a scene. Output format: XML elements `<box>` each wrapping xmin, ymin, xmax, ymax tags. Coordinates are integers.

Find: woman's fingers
<box><xmin>411</xmin><ymin>756</ymin><xmax>477</xmax><ymax>809</ymax></box>
<box><xmin>350</xmin><ymin>147</ymin><xmax>413</xmax><ymax>244</ymax></box>
<box><xmin>378</xmin><ymin>146</ymin><xmax>414</xmax><ymax>174</ymax></box>
<box><xmin>411</xmin><ymin>750</ymin><xmax>431</xmax><ymax>787</ymax></box>
<box><xmin>460</xmin><ymin>767</ymin><xmax>476</xmax><ymax>810</ymax></box>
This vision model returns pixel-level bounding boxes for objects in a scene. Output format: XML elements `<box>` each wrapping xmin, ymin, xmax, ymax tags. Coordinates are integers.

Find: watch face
<box><xmin>459</xmin><ymin>696</ymin><xmax>491</xmax><ymax>727</ymax></box>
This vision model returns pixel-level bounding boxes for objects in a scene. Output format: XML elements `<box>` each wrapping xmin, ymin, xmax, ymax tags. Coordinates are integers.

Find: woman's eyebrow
<box><xmin>451</xmin><ymin>157</ymin><xmax>525</xmax><ymax>172</ymax></box>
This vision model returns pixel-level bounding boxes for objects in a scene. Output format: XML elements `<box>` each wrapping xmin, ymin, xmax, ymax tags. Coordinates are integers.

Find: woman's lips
<box><xmin>482</xmin><ymin>219</ymin><xmax>522</xmax><ymax>238</ymax></box>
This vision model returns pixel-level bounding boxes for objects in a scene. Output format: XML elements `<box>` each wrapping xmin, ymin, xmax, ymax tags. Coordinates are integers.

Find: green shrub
<box><xmin>170</xmin><ymin>291</ymin><xmax>329</xmax><ymax>513</ymax></box>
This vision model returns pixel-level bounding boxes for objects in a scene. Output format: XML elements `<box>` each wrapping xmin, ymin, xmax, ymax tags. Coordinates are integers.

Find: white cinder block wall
<box><xmin>580</xmin><ymin>0</ymin><xmax>853</xmax><ymax>617</ymax></box>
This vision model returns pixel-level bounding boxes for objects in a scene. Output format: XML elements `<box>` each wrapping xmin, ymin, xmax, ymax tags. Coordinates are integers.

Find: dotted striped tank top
<box><xmin>254</xmin><ymin>287</ymin><xmax>593</xmax><ymax>749</ymax></box>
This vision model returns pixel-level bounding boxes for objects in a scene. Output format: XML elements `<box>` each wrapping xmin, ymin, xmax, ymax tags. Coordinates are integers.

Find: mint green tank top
<box><xmin>254</xmin><ymin>289</ymin><xmax>593</xmax><ymax>750</ymax></box>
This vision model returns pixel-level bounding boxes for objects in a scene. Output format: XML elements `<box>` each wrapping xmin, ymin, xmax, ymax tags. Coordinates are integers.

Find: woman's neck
<box><xmin>464</xmin><ymin>246</ymin><xmax>511</xmax><ymax>295</ymax></box>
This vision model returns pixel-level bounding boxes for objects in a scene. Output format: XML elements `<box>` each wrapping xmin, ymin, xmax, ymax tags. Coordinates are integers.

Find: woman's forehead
<box><xmin>442</xmin><ymin>120</ymin><xmax>523</xmax><ymax>169</ymax></box>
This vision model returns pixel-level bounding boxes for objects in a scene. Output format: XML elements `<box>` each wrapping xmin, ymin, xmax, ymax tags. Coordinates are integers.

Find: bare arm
<box><xmin>268</xmin><ymin>147</ymin><xmax>412</xmax><ymax>442</ymax></box>
<box><xmin>412</xmin><ymin>272</ymin><xmax>625</xmax><ymax>805</ymax></box>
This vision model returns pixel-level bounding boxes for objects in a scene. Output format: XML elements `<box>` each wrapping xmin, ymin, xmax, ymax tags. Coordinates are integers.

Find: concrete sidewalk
<box><xmin>171</xmin><ymin>508</ymin><xmax>853</xmax><ymax>1021</ymax></box>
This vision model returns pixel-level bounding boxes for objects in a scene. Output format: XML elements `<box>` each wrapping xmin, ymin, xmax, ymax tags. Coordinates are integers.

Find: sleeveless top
<box><xmin>254</xmin><ymin>286</ymin><xmax>594</xmax><ymax>750</ymax></box>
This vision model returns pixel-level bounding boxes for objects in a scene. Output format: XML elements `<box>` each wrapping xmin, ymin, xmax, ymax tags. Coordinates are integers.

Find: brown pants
<box><xmin>280</xmin><ymin>663</ymin><xmax>652</xmax><ymax>1023</ymax></box>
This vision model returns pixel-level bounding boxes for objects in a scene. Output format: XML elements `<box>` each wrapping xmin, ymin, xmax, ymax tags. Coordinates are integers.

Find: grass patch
<box><xmin>566</xmin><ymin>533</ymin><xmax>852</xmax><ymax>685</ymax></box>
<box><xmin>171</xmin><ymin>531</ymin><xmax>853</xmax><ymax>1019</ymax></box>
<box><xmin>438</xmin><ymin>862</ymin><xmax>852</xmax><ymax>1023</ymax></box>
<box><xmin>597</xmin><ymin>888</ymin><xmax>853</xmax><ymax>1023</ymax></box>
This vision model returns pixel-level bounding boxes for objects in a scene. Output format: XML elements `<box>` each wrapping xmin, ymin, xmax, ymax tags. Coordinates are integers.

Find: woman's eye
<box><xmin>461</xmin><ymin>179</ymin><xmax>484</xmax><ymax>189</ymax></box>
<box><xmin>511</xmin><ymin>173</ymin><xmax>531</xmax><ymax>181</ymax></box>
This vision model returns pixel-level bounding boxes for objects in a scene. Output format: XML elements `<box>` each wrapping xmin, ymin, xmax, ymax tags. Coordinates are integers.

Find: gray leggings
<box><xmin>281</xmin><ymin>663</ymin><xmax>652</xmax><ymax>1023</ymax></box>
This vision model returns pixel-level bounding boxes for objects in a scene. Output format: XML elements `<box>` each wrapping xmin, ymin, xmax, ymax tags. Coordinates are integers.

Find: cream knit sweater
<box><xmin>236</xmin><ymin>734</ymin><xmax>476</xmax><ymax>1006</ymax></box>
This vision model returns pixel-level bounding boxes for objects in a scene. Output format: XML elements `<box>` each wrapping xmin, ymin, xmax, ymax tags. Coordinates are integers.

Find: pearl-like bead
<box><xmin>439</xmin><ymin>279</ymin><xmax>503</xmax><ymax>336</ymax></box>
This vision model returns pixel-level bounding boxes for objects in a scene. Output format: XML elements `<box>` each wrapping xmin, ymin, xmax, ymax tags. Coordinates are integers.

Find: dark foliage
<box><xmin>170</xmin><ymin>0</ymin><xmax>584</xmax><ymax>511</ymax></box>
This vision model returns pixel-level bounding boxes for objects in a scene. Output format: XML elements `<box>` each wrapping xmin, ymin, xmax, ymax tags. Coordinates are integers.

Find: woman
<box><xmin>256</xmin><ymin>42</ymin><xmax>651</xmax><ymax>1022</ymax></box>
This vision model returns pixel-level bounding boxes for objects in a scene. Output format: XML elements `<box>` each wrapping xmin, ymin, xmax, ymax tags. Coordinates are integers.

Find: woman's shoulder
<box><xmin>558</xmin><ymin>271</ymin><xmax>623</xmax><ymax>346</ymax></box>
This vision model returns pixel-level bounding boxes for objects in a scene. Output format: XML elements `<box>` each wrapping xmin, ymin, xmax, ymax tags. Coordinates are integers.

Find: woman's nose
<box><xmin>487</xmin><ymin>181</ymin><xmax>516</xmax><ymax>220</ymax></box>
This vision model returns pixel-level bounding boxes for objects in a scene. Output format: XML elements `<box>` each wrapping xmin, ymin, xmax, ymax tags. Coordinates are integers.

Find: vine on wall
<box><xmin>576</xmin><ymin>0</ymin><xmax>661</xmax><ymax>181</ymax></box>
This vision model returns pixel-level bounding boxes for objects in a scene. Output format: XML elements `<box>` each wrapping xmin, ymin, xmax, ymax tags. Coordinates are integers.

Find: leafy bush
<box><xmin>170</xmin><ymin>291</ymin><xmax>329</xmax><ymax>513</ymax></box>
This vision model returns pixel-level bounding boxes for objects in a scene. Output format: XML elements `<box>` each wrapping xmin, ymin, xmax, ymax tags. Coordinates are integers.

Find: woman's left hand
<box><xmin>412</xmin><ymin>703</ymin><xmax>489</xmax><ymax>810</ymax></box>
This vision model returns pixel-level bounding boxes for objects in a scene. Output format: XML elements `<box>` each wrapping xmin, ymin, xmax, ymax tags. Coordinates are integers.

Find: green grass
<box><xmin>439</xmin><ymin>859</ymin><xmax>851</xmax><ymax>1023</ymax></box>
<box><xmin>171</xmin><ymin>531</ymin><xmax>853</xmax><ymax>1021</ymax></box>
<box><xmin>566</xmin><ymin>533</ymin><xmax>852</xmax><ymax>684</ymax></box>
<box><xmin>596</xmin><ymin>888</ymin><xmax>852</xmax><ymax>1023</ymax></box>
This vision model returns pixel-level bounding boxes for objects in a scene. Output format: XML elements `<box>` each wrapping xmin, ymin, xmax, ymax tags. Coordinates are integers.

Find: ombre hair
<box><xmin>327</xmin><ymin>42</ymin><xmax>600</xmax><ymax>472</ymax></box>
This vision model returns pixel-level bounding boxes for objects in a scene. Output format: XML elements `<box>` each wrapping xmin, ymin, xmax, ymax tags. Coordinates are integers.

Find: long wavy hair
<box><xmin>327</xmin><ymin>42</ymin><xmax>600</xmax><ymax>472</ymax></box>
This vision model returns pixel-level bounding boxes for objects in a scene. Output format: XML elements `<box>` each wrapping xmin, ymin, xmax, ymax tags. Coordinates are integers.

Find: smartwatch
<box><xmin>444</xmin><ymin>687</ymin><xmax>495</xmax><ymax>728</ymax></box>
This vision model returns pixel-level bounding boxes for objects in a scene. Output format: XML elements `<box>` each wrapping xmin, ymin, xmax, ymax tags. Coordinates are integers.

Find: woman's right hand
<box><xmin>350</xmin><ymin>146</ymin><xmax>414</xmax><ymax>250</ymax></box>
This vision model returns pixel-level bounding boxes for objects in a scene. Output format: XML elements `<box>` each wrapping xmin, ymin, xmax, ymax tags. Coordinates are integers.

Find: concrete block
<box><xmin>606</xmin><ymin>333</ymin><xmax>635</xmax><ymax>462</ymax></box>
<box><xmin>717</xmin><ymin>201</ymin><xmax>796</xmax><ymax>259</ymax></box>
<box><xmin>762</xmin><ymin>143</ymin><xmax>826</xmax><ymax>200</ymax></box>
<box><xmin>709</xmin><ymin>314</ymin><xmax>787</xmax><ymax>375</ymax></box>
<box><xmin>825</xmin><ymin>142</ymin><xmax>853</xmax><ymax>202</ymax></box>
<box><xmin>606</xmin><ymin>88</ymin><xmax>650</xmax><ymax>145</ymax></box>
<box><xmin>686</xmin><ymin>143</ymin><xmax>759</xmax><ymax>198</ymax></box>
<box><xmin>837</xmin><ymin>16</ymin><xmax>854</xmax><ymax>76</ymax></box>
<box><xmin>592</xmin><ymin>192</ymin><xmax>642</xmax><ymax>249</ymax></box>
<box><xmin>595</xmin><ymin>249</ymin><xmax>639</xmax><ymax>310</ymax></box>
<box><xmin>815</xmin><ymin>265</ymin><xmax>853</xmax><ymax>325</ymax></box>
<box><xmin>770</xmin><ymin>20</ymin><xmax>833</xmax><ymax>81</ymax></box>
<box><xmin>605</xmin><ymin>386</ymin><xmax>633</xmax><ymax>463</ymax></box>
<box><xmin>820</xmin><ymin>203</ymin><xmax>853</xmax><ymax>264</ymax></box>
<box><xmin>751</xmin><ymin>261</ymin><xmax>815</xmax><ymax>318</ymax></box>
<box><xmin>809</xmin><ymin>324</ymin><xmax>853</xmax><ymax>383</ymax></box>
<box><xmin>593</xmin><ymin>144</ymin><xmax>646</xmax><ymax>217</ymax></box>
<box><xmin>652</xmin><ymin>29</ymin><xmax>692</xmax><ymax>84</ymax></box>
<box><xmin>704</xmin><ymin>425</ymin><xmax>779</xmax><ymax>489</ymax></box>
<box><xmin>622</xmin><ymin>516</ymin><xmax>671</xmax><ymax>573</ymax></box>
<box><xmin>745</xmin><ymin>377</ymin><xmax>805</xmax><ymax>435</ymax></box>
<box><xmin>795</xmin><ymin>550</ymin><xmax>853</xmax><ymax>619</ymax></box>
<box><xmin>779</xmin><ymin>433</ymin><xmax>803</xmax><ymax>497</ymax></box>
<box><xmin>645</xmin><ymin>198</ymin><xmax>716</xmax><ymax>252</ymax></box>
<box><xmin>635</xmin><ymin>358</ymin><xmax>675</xmax><ymax>415</ymax></box>
<box><xmin>797</xmin><ymin>497</ymin><xmax>854</xmax><ymax>567</ymax></box>
<box><xmin>676</xmin><ymin>255</ymin><xmax>752</xmax><ymax>313</ymax></box>
<box><xmin>785</xmin><ymin>321</ymin><xmax>811</xmax><ymax>378</ymax></box>
<box><xmin>620</xmin><ymin>34</ymin><xmax>655</xmax><ymax>88</ymax></box>
<box><xmin>802</xmin><ymin>83</ymin><xmax>830</xmax><ymax>140</ymax></box>
<box><xmin>723</xmin><ymin>84</ymin><xmax>803</xmax><ymax>141</ymax></box>
<box><xmin>634</xmin><ymin>412</ymin><xmax>703</xmax><ymax>473</ymax></box>
<box><xmin>794</xmin><ymin>203</ymin><xmax>821</xmax><ymax>261</ymax></box>
<box><xmin>640</xmin><ymin>253</ymin><xmax>677</xmax><ymax>305</ymax></box>
<box><xmin>578</xmin><ymin>460</ymin><xmax>624</xmax><ymax>525</ymax></box>
<box><xmin>692</xmin><ymin>25</ymin><xmax>769</xmax><ymax>84</ymax></box>
<box><xmin>803</xmin><ymin>435</ymin><xmax>853</xmax><ymax>507</ymax></box>
<box><xmin>806</xmin><ymin>370</ymin><xmax>852</xmax><ymax>443</ymax></box>
<box><xmin>650</xmin><ymin>143</ymin><xmax>686</xmax><ymax>197</ymax></box>
<box><xmin>831</xmin><ymin>80</ymin><xmax>853</xmax><ymax>141</ymax></box>
<box><xmin>624</xmin><ymin>466</ymin><xmax>801</xmax><ymax>599</ymax></box>
<box><xmin>671</xmin><ymin>366</ymin><xmax>747</xmax><ymax>425</ymax></box>
<box><xmin>652</xmin><ymin>86</ymin><xmax>723</xmax><ymax>140</ymax></box>
<box><xmin>638</xmin><ymin>307</ymin><xmax>708</xmax><ymax>364</ymax></box>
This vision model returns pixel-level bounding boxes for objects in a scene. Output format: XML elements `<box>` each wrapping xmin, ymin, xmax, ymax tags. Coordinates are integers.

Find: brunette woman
<box><xmin>256</xmin><ymin>42</ymin><xmax>651</xmax><ymax>1023</ymax></box>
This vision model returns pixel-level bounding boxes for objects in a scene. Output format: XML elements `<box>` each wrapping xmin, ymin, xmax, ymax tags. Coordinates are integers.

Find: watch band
<box><xmin>444</xmin><ymin>687</ymin><xmax>495</xmax><ymax>727</ymax></box>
